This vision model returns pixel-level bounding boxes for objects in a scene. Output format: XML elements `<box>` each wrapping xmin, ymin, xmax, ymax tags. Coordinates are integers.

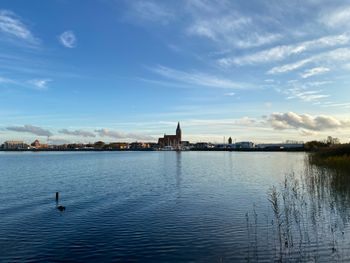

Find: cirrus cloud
<box><xmin>58</xmin><ymin>129</ymin><xmax>96</xmax><ymax>138</ymax></box>
<box><xmin>0</xmin><ymin>10</ymin><xmax>38</xmax><ymax>44</ymax></box>
<box><xmin>301</xmin><ymin>67</ymin><xmax>330</xmax><ymax>78</ymax></box>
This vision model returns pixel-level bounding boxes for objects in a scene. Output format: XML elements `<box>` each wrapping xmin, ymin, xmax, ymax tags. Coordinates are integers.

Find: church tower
<box><xmin>176</xmin><ymin>122</ymin><xmax>182</xmax><ymax>143</ymax></box>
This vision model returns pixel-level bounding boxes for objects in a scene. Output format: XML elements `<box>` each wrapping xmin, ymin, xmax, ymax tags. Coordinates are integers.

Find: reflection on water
<box><xmin>1</xmin><ymin>152</ymin><xmax>350</xmax><ymax>262</ymax></box>
<box><xmin>175</xmin><ymin>151</ymin><xmax>182</xmax><ymax>189</ymax></box>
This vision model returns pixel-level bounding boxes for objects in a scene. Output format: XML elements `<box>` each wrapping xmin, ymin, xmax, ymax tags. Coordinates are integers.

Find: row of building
<box><xmin>0</xmin><ymin>140</ymin><xmax>304</xmax><ymax>151</ymax></box>
<box><xmin>0</xmin><ymin>123</ymin><xmax>305</xmax><ymax>151</ymax></box>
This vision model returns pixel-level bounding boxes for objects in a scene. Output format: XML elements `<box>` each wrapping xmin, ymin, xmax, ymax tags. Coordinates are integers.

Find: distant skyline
<box><xmin>0</xmin><ymin>0</ymin><xmax>350</xmax><ymax>143</ymax></box>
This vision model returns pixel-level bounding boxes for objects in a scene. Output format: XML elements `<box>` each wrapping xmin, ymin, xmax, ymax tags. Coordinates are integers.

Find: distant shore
<box><xmin>0</xmin><ymin>148</ymin><xmax>306</xmax><ymax>152</ymax></box>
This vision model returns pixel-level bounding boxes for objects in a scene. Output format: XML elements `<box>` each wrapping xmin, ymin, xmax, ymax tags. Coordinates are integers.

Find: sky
<box><xmin>0</xmin><ymin>0</ymin><xmax>350</xmax><ymax>144</ymax></box>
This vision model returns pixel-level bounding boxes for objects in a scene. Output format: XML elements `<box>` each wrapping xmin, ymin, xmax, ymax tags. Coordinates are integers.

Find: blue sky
<box><xmin>1</xmin><ymin>0</ymin><xmax>350</xmax><ymax>144</ymax></box>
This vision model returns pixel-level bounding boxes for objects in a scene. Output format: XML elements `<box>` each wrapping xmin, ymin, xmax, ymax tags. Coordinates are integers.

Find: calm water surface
<box><xmin>1</xmin><ymin>151</ymin><xmax>350</xmax><ymax>262</ymax></box>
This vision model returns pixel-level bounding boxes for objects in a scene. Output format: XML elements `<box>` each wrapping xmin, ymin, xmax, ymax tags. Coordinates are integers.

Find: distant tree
<box><xmin>304</xmin><ymin>140</ymin><xmax>328</xmax><ymax>151</ymax></box>
<box><xmin>94</xmin><ymin>141</ymin><xmax>105</xmax><ymax>149</ymax></box>
<box><xmin>228</xmin><ymin>137</ymin><xmax>233</xmax><ymax>144</ymax></box>
<box><xmin>326</xmin><ymin>136</ymin><xmax>340</xmax><ymax>145</ymax></box>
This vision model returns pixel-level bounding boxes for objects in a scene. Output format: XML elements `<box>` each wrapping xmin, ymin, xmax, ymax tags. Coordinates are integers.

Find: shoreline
<box><xmin>0</xmin><ymin>148</ymin><xmax>306</xmax><ymax>152</ymax></box>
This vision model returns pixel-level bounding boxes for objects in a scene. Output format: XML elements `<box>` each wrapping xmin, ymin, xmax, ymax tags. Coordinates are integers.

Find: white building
<box><xmin>3</xmin><ymin>141</ymin><xmax>28</xmax><ymax>150</ymax></box>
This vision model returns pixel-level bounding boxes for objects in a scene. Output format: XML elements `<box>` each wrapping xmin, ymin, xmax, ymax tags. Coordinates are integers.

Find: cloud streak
<box><xmin>301</xmin><ymin>67</ymin><xmax>330</xmax><ymax>78</ymax></box>
<box><xmin>6</xmin><ymin>124</ymin><xmax>52</xmax><ymax>137</ymax></box>
<box><xmin>0</xmin><ymin>10</ymin><xmax>37</xmax><ymax>44</ymax></box>
<box><xmin>268</xmin><ymin>47</ymin><xmax>350</xmax><ymax>74</ymax></box>
<box><xmin>95</xmin><ymin>129</ymin><xmax>154</xmax><ymax>140</ymax></box>
<box><xmin>219</xmin><ymin>34</ymin><xmax>350</xmax><ymax>66</ymax></box>
<box><xmin>186</xmin><ymin>7</ymin><xmax>280</xmax><ymax>49</ymax></box>
<box><xmin>151</xmin><ymin>65</ymin><xmax>244</xmax><ymax>89</ymax></box>
<box><xmin>59</xmin><ymin>129</ymin><xmax>96</xmax><ymax>138</ymax></box>
<box><xmin>127</xmin><ymin>0</ymin><xmax>174</xmax><ymax>25</ymax></box>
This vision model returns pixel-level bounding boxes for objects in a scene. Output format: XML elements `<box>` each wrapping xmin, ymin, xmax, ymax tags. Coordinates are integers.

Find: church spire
<box><xmin>176</xmin><ymin>122</ymin><xmax>181</xmax><ymax>142</ymax></box>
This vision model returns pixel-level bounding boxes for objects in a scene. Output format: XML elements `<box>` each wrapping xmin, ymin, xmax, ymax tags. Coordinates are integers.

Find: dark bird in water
<box><xmin>57</xmin><ymin>205</ymin><xmax>66</xmax><ymax>211</ymax></box>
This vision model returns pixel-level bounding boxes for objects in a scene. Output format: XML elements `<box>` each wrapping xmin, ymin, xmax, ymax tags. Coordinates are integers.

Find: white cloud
<box><xmin>321</xmin><ymin>102</ymin><xmax>350</xmax><ymax>109</ymax></box>
<box><xmin>59</xmin><ymin>31</ymin><xmax>77</xmax><ymax>48</ymax></box>
<box><xmin>268</xmin><ymin>47</ymin><xmax>350</xmax><ymax>74</ymax></box>
<box><xmin>321</xmin><ymin>6</ymin><xmax>350</xmax><ymax>28</ymax></box>
<box><xmin>58</xmin><ymin>129</ymin><xmax>96</xmax><ymax>138</ymax></box>
<box><xmin>268</xmin><ymin>112</ymin><xmax>349</xmax><ymax>131</ymax></box>
<box><xmin>219</xmin><ymin>34</ymin><xmax>350</xmax><ymax>66</ymax></box>
<box><xmin>28</xmin><ymin>79</ymin><xmax>51</xmax><ymax>90</ymax></box>
<box><xmin>224</xmin><ymin>92</ymin><xmax>235</xmax><ymax>96</ymax></box>
<box><xmin>126</xmin><ymin>0</ymin><xmax>280</xmax><ymax>49</ymax></box>
<box><xmin>234</xmin><ymin>117</ymin><xmax>257</xmax><ymax>126</ymax></box>
<box><xmin>284</xmin><ymin>86</ymin><xmax>329</xmax><ymax>102</ymax></box>
<box><xmin>129</xmin><ymin>0</ymin><xmax>174</xmax><ymax>24</ymax></box>
<box><xmin>0</xmin><ymin>10</ymin><xmax>37</xmax><ymax>44</ymax></box>
<box><xmin>186</xmin><ymin>13</ymin><xmax>280</xmax><ymax>49</ymax></box>
<box><xmin>6</xmin><ymin>124</ymin><xmax>52</xmax><ymax>137</ymax></box>
<box><xmin>301</xmin><ymin>67</ymin><xmax>330</xmax><ymax>78</ymax></box>
<box><xmin>268</xmin><ymin>58</ymin><xmax>311</xmax><ymax>74</ymax></box>
<box><xmin>151</xmin><ymin>65</ymin><xmax>243</xmax><ymax>89</ymax></box>
<box><xmin>300</xmin><ymin>129</ymin><xmax>318</xmax><ymax>136</ymax></box>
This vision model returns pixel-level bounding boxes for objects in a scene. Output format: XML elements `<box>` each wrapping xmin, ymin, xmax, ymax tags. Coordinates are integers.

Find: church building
<box><xmin>158</xmin><ymin>122</ymin><xmax>182</xmax><ymax>148</ymax></box>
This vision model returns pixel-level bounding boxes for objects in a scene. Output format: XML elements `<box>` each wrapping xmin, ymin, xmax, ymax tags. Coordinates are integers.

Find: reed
<box><xmin>309</xmin><ymin>144</ymin><xmax>350</xmax><ymax>169</ymax></box>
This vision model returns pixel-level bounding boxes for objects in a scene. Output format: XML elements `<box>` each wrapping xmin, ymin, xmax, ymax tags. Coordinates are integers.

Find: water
<box><xmin>0</xmin><ymin>151</ymin><xmax>349</xmax><ymax>262</ymax></box>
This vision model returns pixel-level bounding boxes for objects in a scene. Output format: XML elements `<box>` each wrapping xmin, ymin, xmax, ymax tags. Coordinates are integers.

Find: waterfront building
<box><xmin>158</xmin><ymin>122</ymin><xmax>182</xmax><ymax>149</ymax></box>
<box><xmin>256</xmin><ymin>143</ymin><xmax>304</xmax><ymax>150</ymax></box>
<box><xmin>194</xmin><ymin>142</ymin><xmax>215</xmax><ymax>149</ymax></box>
<box><xmin>3</xmin><ymin>141</ymin><xmax>29</xmax><ymax>150</ymax></box>
<box><xmin>109</xmin><ymin>142</ymin><xmax>129</xmax><ymax>150</ymax></box>
<box><xmin>129</xmin><ymin>142</ymin><xmax>146</xmax><ymax>150</ymax></box>
<box><xmin>235</xmin><ymin>141</ymin><xmax>255</xmax><ymax>149</ymax></box>
<box><xmin>30</xmin><ymin>140</ymin><xmax>48</xmax><ymax>149</ymax></box>
<box><xmin>31</xmin><ymin>140</ymin><xmax>41</xmax><ymax>148</ymax></box>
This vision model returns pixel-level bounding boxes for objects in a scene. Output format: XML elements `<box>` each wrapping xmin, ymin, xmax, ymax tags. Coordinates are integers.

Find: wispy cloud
<box><xmin>0</xmin><ymin>76</ymin><xmax>15</xmax><ymax>84</ymax></box>
<box><xmin>219</xmin><ymin>34</ymin><xmax>350</xmax><ymax>66</ymax></box>
<box><xmin>150</xmin><ymin>65</ymin><xmax>244</xmax><ymax>89</ymax></box>
<box><xmin>127</xmin><ymin>0</ymin><xmax>174</xmax><ymax>25</ymax></box>
<box><xmin>6</xmin><ymin>124</ymin><xmax>52</xmax><ymax>137</ymax></box>
<box><xmin>269</xmin><ymin>112</ymin><xmax>349</xmax><ymax>131</ymax></box>
<box><xmin>268</xmin><ymin>58</ymin><xmax>312</xmax><ymax>74</ymax></box>
<box><xmin>301</xmin><ymin>67</ymin><xmax>330</xmax><ymax>78</ymax></box>
<box><xmin>28</xmin><ymin>79</ymin><xmax>51</xmax><ymax>90</ymax></box>
<box><xmin>321</xmin><ymin>6</ymin><xmax>350</xmax><ymax>28</ymax></box>
<box><xmin>125</xmin><ymin>0</ymin><xmax>280</xmax><ymax>49</ymax></box>
<box><xmin>320</xmin><ymin>101</ymin><xmax>350</xmax><ymax>109</ymax></box>
<box><xmin>185</xmin><ymin>7</ymin><xmax>280</xmax><ymax>49</ymax></box>
<box><xmin>282</xmin><ymin>85</ymin><xmax>329</xmax><ymax>103</ymax></box>
<box><xmin>0</xmin><ymin>10</ymin><xmax>38</xmax><ymax>45</ymax></box>
<box><xmin>59</xmin><ymin>31</ymin><xmax>77</xmax><ymax>48</ymax></box>
<box><xmin>58</xmin><ymin>129</ymin><xmax>96</xmax><ymax>138</ymax></box>
<box><xmin>268</xmin><ymin>47</ymin><xmax>350</xmax><ymax>74</ymax></box>
<box><xmin>95</xmin><ymin>129</ymin><xmax>154</xmax><ymax>141</ymax></box>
